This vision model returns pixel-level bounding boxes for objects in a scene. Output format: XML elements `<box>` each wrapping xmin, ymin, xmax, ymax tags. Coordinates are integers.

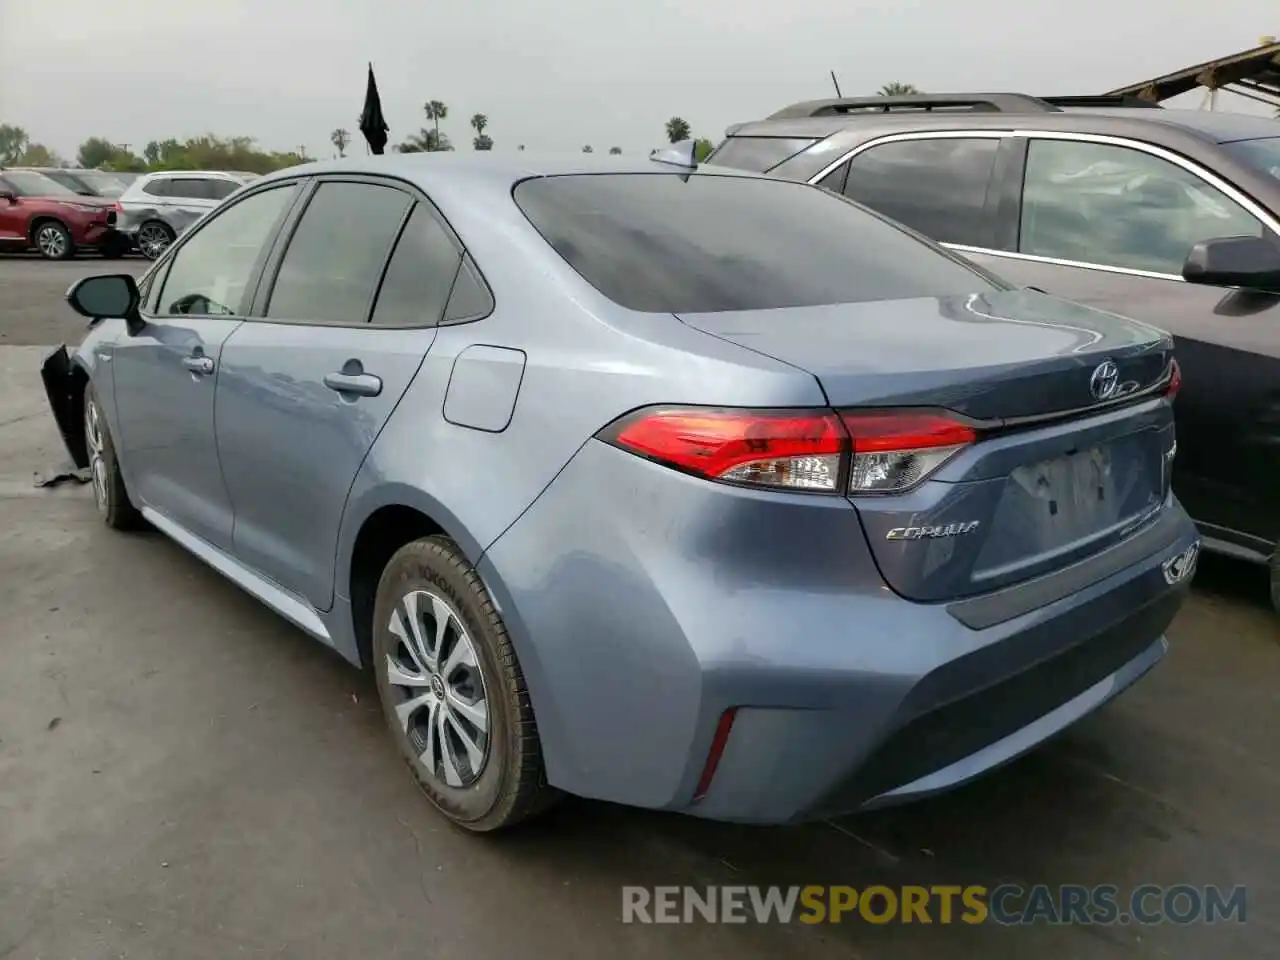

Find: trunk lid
<box><xmin>677</xmin><ymin>289</ymin><xmax>1177</xmax><ymax>601</ymax></box>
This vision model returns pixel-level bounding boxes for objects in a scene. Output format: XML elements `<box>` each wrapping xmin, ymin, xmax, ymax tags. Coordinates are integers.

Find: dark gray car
<box><xmin>710</xmin><ymin>94</ymin><xmax>1280</xmax><ymax>609</ymax></box>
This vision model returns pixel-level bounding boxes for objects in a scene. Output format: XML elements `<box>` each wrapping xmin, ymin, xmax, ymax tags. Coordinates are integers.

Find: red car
<box><xmin>0</xmin><ymin>169</ymin><xmax>128</xmax><ymax>259</ymax></box>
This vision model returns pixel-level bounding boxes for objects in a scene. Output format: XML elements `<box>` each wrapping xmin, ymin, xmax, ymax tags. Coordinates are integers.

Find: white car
<box><xmin>117</xmin><ymin>170</ymin><xmax>259</xmax><ymax>259</ymax></box>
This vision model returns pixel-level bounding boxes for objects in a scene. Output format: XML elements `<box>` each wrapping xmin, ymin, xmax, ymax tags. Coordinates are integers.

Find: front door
<box><xmin>963</xmin><ymin>135</ymin><xmax>1280</xmax><ymax>555</ymax></box>
<box><xmin>215</xmin><ymin>179</ymin><xmax>466</xmax><ymax>610</ymax></box>
<box><xmin>110</xmin><ymin>181</ymin><xmax>301</xmax><ymax>549</ymax></box>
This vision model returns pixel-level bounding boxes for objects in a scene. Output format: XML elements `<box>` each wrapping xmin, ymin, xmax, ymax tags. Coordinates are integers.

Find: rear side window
<box><xmin>513</xmin><ymin>173</ymin><xmax>1001</xmax><ymax>314</ymax></box>
<box><xmin>168</xmin><ymin>179</ymin><xmax>213</xmax><ymax>200</ymax></box>
<box><xmin>208</xmin><ymin>179</ymin><xmax>241</xmax><ymax>201</ymax></box>
<box><xmin>267</xmin><ymin>181</ymin><xmax>411</xmax><ymax>323</ymax></box>
<box><xmin>370</xmin><ymin>204</ymin><xmax>464</xmax><ymax>327</ymax></box>
<box><xmin>842</xmin><ymin>137</ymin><xmax>1001</xmax><ymax>246</ymax></box>
<box><xmin>443</xmin><ymin>255</ymin><xmax>494</xmax><ymax>322</ymax></box>
<box><xmin>142</xmin><ymin>177</ymin><xmax>171</xmax><ymax>197</ymax></box>
<box><xmin>705</xmin><ymin>137</ymin><xmax>817</xmax><ymax>173</ymax></box>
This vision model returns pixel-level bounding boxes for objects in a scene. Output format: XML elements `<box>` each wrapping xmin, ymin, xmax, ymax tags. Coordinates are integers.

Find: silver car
<box><xmin>117</xmin><ymin>170</ymin><xmax>259</xmax><ymax>259</ymax></box>
<box><xmin>41</xmin><ymin>152</ymin><xmax>1198</xmax><ymax>832</ymax></box>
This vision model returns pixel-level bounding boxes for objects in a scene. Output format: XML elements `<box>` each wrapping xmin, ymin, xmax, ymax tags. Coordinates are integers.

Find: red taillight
<box><xmin>1166</xmin><ymin>359</ymin><xmax>1182</xmax><ymax>400</ymax></box>
<box><xmin>692</xmin><ymin>708</ymin><xmax>738</xmax><ymax>802</ymax></box>
<box><xmin>600</xmin><ymin>406</ymin><xmax>977</xmax><ymax>495</ymax></box>
<box><xmin>604</xmin><ymin>407</ymin><xmax>847</xmax><ymax>491</ymax></box>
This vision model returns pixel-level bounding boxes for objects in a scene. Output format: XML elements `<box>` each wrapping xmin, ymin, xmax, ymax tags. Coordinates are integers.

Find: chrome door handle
<box><xmin>323</xmin><ymin>371</ymin><xmax>382</xmax><ymax>397</ymax></box>
<box><xmin>183</xmin><ymin>355</ymin><xmax>215</xmax><ymax>375</ymax></box>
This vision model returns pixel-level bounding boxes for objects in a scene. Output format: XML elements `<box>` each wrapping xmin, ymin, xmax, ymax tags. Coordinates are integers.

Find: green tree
<box><xmin>473</xmin><ymin>134</ymin><xmax>494</xmax><ymax>151</ymax></box>
<box><xmin>665</xmin><ymin>117</ymin><xmax>691</xmax><ymax>143</ymax></box>
<box><xmin>0</xmin><ymin>124</ymin><xmax>29</xmax><ymax>164</ymax></box>
<box><xmin>397</xmin><ymin>129</ymin><xmax>452</xmax><ymax>153</ymax></box>
<box><xmin>582</xmin><ymin>145</ymin><xmax>594</xmax><ymax>153</ymax></box>
<box><xmin>608</xmin><ymin>146</ymin><xmax>622</xmax><ymax>155</ymax></box>
<box><xmin>877</xmin><ymin>82</ymin><xmax>921</xmax><ymax>96</ymax></box>
<box><xmin>17</xmin><ymin>143</ymin><xmax>62</xmax><ymax>166</ymax></box>
<box><xmin>330</xmin><ymin>128</ymin><xmax>351</xmax><ymax>157</ymax></box>
<box><xmin>133</xmin><ymin>135</ymin><xmax>300</xmax><ymax>173</ymax></box>
<box><xmin>424</xmin><ymin>100</ymin><xmax>448</xmax><ymax>147</ymax></box>
<box><xmin>470</xmin><ymin>114</ymin><xmax>492</xmax><ymax>151</ymax></box>
<box><xmin>693</xmin><ymin>138</ymin><xmax>715</xmax><ymax>162</ymax></box>
<box><xmin>77</xmin><ymin>136</ymin><xmax>119</xmax><ymax>168</ymax></box>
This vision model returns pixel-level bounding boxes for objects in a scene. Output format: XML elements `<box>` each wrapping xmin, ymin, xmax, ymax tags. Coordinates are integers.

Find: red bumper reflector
<box><xmin>692</xmin><ymin>708</ymin><xmax>738</xmax><ymax>802</ymax></box>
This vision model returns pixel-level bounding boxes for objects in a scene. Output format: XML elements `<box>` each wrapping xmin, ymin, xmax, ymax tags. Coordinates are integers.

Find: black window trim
<box><xmin>144</xmin><ymin>179</ymin><xmax>308</xmax><ymax>321</ymax></box>
<box><xmin>249</xmin><ymin>172</ymin><xmax>494</xmax><ymax>329</ymax></box>
<box><xmin>812</xmin><ymin>128</ymin><xmax>1280</xmax><ymax>284</ymax></box>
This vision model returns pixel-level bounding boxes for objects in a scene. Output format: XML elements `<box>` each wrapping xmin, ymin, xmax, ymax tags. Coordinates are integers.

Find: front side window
<box><xmin>155</xmin><ymin>184</ymin><xmax>298</xmax><ymax>316</ymax></box>
<box><xmin>1020</xmin><ymin>138</ymin><xmax>1265</xmax><ymax>275</ymax></box>
<box><xmin>514</xmin><ymin>172</ymin><xmax>1001</xmax><ymax>314</ymax></box>
<box><xmin>842</xmin><ymin>137</ymin><xmax>1001</xmax><ymax>246</ymax></box>
<box><xmin>267</xmin><ymin>181</ymin><xmax>411</xmax><ymax>323</ymax></box>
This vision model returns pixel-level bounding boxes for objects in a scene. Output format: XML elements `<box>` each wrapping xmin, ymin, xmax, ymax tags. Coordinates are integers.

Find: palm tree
<box><xmin>473</xmin><ymin>134</ymin><xmax>493</xmax><ymax>151</ymax></box>
<box><xmin>877</xmin><ymin>82</ymin><xmax>922</xmax><ymax>96</ymax></box>
<box><xmin>582</xmin><ymin>145</ymin><xmax>594</xmax><ymax>153</ymax></box>
<box><xmin>330</xmin><ymin>128</ymin><xmax>350</xmax><ymax>158</ymax></box>
<box><xmin>398</xmin><ymin>129</ymin><xmax>452</xmax><ymax>153</ymax></box>
<box><xmin>470</xmin><ymin>113</ymin><xmax>488</xmax><ymax>137</ymax></box>
<box><xmin>424</xmin><ymin>100</ymin><xmax>448</xmax><ymax>147</ymax></box>
<box><xmin>665</xmin><ymin>117</ymin><xmax>691</xmax><ymax>143</ymax></box>
<box><xmin>609</xmin><ymin>146</ymin><xmax>622</xmax><ymax>155</ymax></box>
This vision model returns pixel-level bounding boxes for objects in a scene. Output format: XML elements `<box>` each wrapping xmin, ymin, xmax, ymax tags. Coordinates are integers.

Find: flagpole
<box><xmin>366</xmin><ymin>61</ymin><xmax>372</xmax><ymax>155</ymax></box>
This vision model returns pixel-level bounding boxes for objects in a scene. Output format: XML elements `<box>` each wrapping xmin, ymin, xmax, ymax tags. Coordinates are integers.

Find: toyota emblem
<box><xmin>1089</xmin><ymin>360</ymin><xmax>1120</xmax><ymax>401</ymax></box>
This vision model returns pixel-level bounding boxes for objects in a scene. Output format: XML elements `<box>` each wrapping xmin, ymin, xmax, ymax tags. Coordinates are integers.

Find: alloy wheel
<box><xmin>84</xmin><ymin>398</ymin><xmax>109</xmax><ymax>516</ymax></box>
<box><xmin>36</xmin><ymin>225</ymin><xmax>68</xmax><ymax>259</ymax></box>
<box><xmin>384</xmin><ymin>589</ymin><xmax>490</xmax><ymax>788</ymax></box>
<box><xmin>137</xmin><ymin>224</ymin><xmax>171</xmax><ymax>259</ymax></box>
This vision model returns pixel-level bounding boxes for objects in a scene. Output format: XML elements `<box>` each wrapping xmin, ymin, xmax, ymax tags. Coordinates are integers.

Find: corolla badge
<box><xmin>1162</xmin><ymin>541</ymin><xmax>1200</xmax><ymax>585</ymax></box>
<box><xmin>1089</xmin><ymin>360</ymin><xmax>1120</xmax><ymax>401</ymax></box>
<box><xmin>886</xmin><ymin>521</ymin><xmax>981</xmax><ymax>541</ymax></box>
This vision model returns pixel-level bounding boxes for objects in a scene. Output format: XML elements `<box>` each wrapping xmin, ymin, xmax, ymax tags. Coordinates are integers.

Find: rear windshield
<box><xmin>1223</xmin><ymin>137</ymin><xmax>1280</xmax><ymax>181</ymax></box>
<box><xmin>705</xmin><ymin>136</ymin><xmax>816</xmax><ymax>172</ymax></box>
<box><xmin>513</xmin><ymin>173</ymin><xmax>1001</xmax><ymax>314</ymax></box>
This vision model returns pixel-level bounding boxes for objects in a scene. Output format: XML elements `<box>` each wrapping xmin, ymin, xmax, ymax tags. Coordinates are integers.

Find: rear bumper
<box><xmin>480</xmin><ymin>439</ymin><xmax>1198</xmax><ymax>824</ymax></box>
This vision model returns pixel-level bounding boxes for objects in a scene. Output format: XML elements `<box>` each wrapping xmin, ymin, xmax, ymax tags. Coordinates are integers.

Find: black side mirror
<box><xmin>1182</xmin><ymin>236</ymin><xmax>1280</xmax><ymax>294</ymax></box>
<box><xmin>66</xmin><ymin>274</ymin><xmax>145</xmax><ymax>335</ymax></box>
<box><xmin>0</xmin><ymin>189</ymin><xmax>15</xmax><ymax>204</ymax></box>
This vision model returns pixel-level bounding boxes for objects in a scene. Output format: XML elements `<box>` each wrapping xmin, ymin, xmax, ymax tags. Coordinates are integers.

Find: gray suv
<box><xmin>117</xmin><ymin>170</ymin><xmax>259</xmax><ymax>259</ymax></box>
<box><xmin>710</xmin><ymin>94</ymin><xmax>1280</xmax><ymax>608</ymax></box>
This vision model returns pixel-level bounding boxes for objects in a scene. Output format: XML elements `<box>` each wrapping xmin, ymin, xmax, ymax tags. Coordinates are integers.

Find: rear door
<box><xmin>0</xmin><ymin>176</ymin><xmax>24</xmax><ymax>242</ymax></box>
<box><xmin>962</xmin><ymin>133</ymin><xmax>1280</xmax><ymax>557</ymax></box>
<box><xmin>214</xmin><ymin>177</ymin><xmax>469</xmax><ymax>611</ymax></box>
<box><xmin>165</xmin><ymin>177</ymin><xmax>219</xmax><ymax>234</ymax></box>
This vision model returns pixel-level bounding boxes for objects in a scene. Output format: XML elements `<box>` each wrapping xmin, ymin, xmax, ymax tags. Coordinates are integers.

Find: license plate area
<box><xmin>973</xmin><ymin>434</ymin><xmax>1163</xmax><ymax>580</ymax></box>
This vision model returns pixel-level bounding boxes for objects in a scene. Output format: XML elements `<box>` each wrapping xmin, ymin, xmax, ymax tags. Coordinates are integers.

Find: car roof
<box><xmin>730</xmin><ymin>104</ymin><xmax>1280</xmax><ymax>146</ymax></box>
<box><xmin>253</xmin><ymin>152</ymin><xmax>773</xmax><ymax>194</ymax></box>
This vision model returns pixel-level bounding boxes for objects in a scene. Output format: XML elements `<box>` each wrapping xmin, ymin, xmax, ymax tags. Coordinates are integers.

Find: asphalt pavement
<box><xmin>0</xmin><ymin>256</ymin><xmax>1277</xmax><ymax>960</ymax></box>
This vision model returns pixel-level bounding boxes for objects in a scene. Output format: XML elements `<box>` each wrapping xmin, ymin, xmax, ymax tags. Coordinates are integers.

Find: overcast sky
<box><xmin>0</xmin><ymin>0</ymin><xmax>1275</xmax><ymax>160</ymax></box>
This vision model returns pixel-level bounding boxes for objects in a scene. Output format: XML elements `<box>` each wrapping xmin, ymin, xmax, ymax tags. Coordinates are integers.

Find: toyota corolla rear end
<box><xmin>480</xmin><ymin>169</ymin><xmax>1200</xmax><ymax>824</ymax></box>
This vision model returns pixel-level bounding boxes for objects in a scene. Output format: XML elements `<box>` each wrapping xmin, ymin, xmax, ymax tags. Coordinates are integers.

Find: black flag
<box><xmin>359</xmin><ymin>63</ymin><xmax>389</xmax><ymax>155</ymax></box>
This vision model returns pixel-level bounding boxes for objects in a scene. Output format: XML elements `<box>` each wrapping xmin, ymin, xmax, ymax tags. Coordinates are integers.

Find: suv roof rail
<box><xmin>1040</xmin><ymin>94</ymin><xmax>1163</xmax><ymax>109</ymax></box>
<box><xmin>767</xmin><ymin>93</ymin><xmax>1063</xmax><ymax>119</ymax></box>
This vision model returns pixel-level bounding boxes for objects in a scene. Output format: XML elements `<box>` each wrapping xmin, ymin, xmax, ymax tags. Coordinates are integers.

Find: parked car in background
<box><xmin>13</xmin><ymin>167</ymin><xmax>130</xmax><ymax>198</ymax></box>
<box><xmin>0</xmin><ymin>168</ymin><xmax>127</xmax><ymax>259</ymax></box>
<box><xmin>117</xmin><ymin>170</ymin><xmax>259</xmax><ymax>259</ymax></box>
<box><xmin>42</xmin><ymin>153</ymin><xmax>1198</xmax><ymax>832</ymax></box>
<box><xmin>710</xmin><ymin>94</ymin><xmax>1280</xmax><ymax>610</ymax></box>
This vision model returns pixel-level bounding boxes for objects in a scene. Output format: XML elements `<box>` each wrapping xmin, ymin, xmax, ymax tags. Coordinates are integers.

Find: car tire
<box><xmin>33</xmin><ymin>220</ymin><xmax>75</xmax><ymax>260</ymax></box>
<box><xmin>84</xmin><ymin>384</ymin><xmax>141</xmax><ymax>530</ymax></box>
<box><xmin>135</xmin><ymin>221</ymin><xmax>174</xmax><ymax>260</ymax></box>
<box><xmin>372</xmin><ymin>535</ymin><xmax>559</xmax><ymax>832</ymax></box>
<box><xmin>99</xmin><ymin>235</ymin><xmax>130</xmax><ymax>259</ymax></box>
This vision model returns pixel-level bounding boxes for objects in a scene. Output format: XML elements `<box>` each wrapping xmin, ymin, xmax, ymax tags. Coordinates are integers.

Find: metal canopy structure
<box><xmin>1106</xmin><ymin>37</ymin><xmax>1280</xmax><ymax>111</ymax></box>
